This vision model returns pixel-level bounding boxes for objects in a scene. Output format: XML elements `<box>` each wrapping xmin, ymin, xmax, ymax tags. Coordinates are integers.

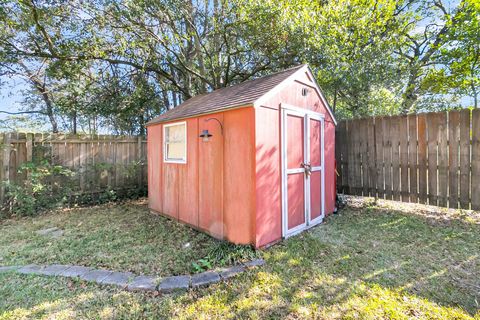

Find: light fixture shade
<box><xmin>199</xmin><ymin>129</ymin><xmax>213</xmax><ymax>141</ymax></box>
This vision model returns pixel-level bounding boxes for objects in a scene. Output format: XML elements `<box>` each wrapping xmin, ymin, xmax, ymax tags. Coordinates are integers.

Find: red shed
<box><xmin>146</xmin><ymin>64</ymin><xmax>337</xmax><ymax>248</ymax></box>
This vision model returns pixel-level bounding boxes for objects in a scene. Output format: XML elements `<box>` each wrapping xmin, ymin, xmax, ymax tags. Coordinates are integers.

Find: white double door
<box><xmin>281</xmin><ymin>106</ymin><xmax>325</xmax><ymax>237</ymax></box>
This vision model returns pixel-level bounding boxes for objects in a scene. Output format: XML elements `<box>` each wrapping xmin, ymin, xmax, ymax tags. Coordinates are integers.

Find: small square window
<box><xmin>164</xmin><ymin>122</ymin><xmax>187</xmax><ymax>163</ymax></box>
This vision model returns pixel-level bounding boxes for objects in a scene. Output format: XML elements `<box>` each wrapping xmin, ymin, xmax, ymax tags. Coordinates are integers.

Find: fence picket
<box><xmin>459</xmin><ymin>109</ymin><xmax>471</xmax><ymax>209</ymax></box>
<box><xmin>417</xmin><ymin>114</ymin><xmax>428</xmax><ymax>204</ymax></box>
<box><xmin>437</xmin><ymin>113</ymin><xmax>448</xmax><ymax>208</ymax></box>
<box><xmin>367</xmin><ymin>118</ymin><xmax>377</xmax><ymax>197</ymax></box>
<box><xmin>358</xmin><ymin>119</ymin><xmax>369</xmax><ymax>195</ymax></box>
<box><xmin>471</xmin><ymin>109</ymin><xmax>480</xmax><ymax>210</ymax></box>
<box><xmin>448</xmin><ymin>111</ymin><xmax>460</xmax><ymax>208</ymax></box>
<box><xmin>399</xmin><ymin>116</ymin><xmax>409</xmax><ymax>201</ymax></box>
<box><xmin>375</xmin><ymin>117</ymin><xmax>385</xmax><ymax>199</ymax></box>
<box><xmin>384</xmin><ymin>118</ymin><xmax>393</xmax><ymax>200</ymax></box>
<box><xmin>408</xmin><ymin>114</ymin><xmax>418</xmax><ymax>203</ymax></box>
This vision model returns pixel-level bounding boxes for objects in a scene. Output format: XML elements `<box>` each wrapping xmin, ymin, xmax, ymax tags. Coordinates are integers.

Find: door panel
<box><xmin>309</xmin><ymin>117</ymin><xmax>323</xmax><ymax>221</ymax></box>
<box><xmin>310</xmin><ymin>170</ymin><xmax>322</xmax><ymax>220</ymax></box>
<box><xmin>287</xmin><ymin>115</ymin><xmax>304</xmax><ymax>169</ymax></box>
<box><xmin>287</xmin><ymin>173</ymin><xmax>306</xmax><ymax>229</ymax></box>
<box><xmin>309</xmin><ymin>119</ymin><xmax>322</xmax><ymax>167</ymax></box>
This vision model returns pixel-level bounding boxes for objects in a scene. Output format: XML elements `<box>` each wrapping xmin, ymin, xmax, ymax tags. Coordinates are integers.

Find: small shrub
<box><xmin>2</xmin><ymin>160</ymin><xmax>75</xmax><ymax>217</ymax></box>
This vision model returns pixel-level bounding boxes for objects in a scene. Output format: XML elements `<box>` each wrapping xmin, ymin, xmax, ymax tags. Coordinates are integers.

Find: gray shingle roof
<box><xmin>147</xmin><ymin>65</ymin><xmax>305</xmax><ymax>125</ymax></box>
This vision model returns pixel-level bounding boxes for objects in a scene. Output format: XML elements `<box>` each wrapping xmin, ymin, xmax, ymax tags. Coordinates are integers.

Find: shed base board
<box><xmin>149</xmin><ymin>208</ymin><xmax>252</xmax><ymax>246</ymax></box>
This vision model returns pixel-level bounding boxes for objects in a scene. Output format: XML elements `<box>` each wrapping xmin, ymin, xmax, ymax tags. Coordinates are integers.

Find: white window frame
<box><xmin>163</xmin><ymin>121</ymin><xmax>187</xmax><ymax>164</ymax></box>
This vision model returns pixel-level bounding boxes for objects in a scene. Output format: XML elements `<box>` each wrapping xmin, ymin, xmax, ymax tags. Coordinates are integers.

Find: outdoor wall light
<box><xmin>199</xmin><ymin>129</ymin><xmax>213</xmax><ymax>142</ymax></box>
<box><xmin>200</xmin><ymin>117</ymin><xmax>224</xmax><ymax>142</ymax></box>
<box><xmin>302</xmin><ymin>87</ymin><xmax>309</xmax><ymax>96</ymax></box>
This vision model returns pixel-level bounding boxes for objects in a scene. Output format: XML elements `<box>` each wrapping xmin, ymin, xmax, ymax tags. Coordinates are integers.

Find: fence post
<box><xmin>26</xmin><ymin>133</ymin><xmax>33</xmax><ymax>162</ymax></box>
<box><xmin>137</xmin><ymin>135</ymin><xmax>143</xmax><ymax>188</ymax></box>
<box><xmin>0</xmin><ymin>133</ymin><xmax>11</xmax><ymax>204</ymax></box>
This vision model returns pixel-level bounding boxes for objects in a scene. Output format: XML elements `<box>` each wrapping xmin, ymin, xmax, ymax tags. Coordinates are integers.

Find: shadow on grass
<box><xmin>1</xmin><ymin>198</ymin><xmax>479</xmax><ymax>318</ymax></box>
<box><xmin>182</xmin><ymin>199</ymin><xmax>479</xmax><ymax>318</ymax></box>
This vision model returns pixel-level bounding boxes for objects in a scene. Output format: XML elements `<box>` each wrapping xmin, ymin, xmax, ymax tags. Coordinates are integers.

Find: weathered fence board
<box><xmin>417</xmin><ymin>114</ymin><xmax>428</xmax><ymax>204</ymax></box>
<box><xmin>408</xmin><ymin>114</ymin><xmax>418</xmax><ymax>203</ymax></box>
<box><xmin>375</xmin><ymin>117</ymin><xmax>385</xmax><ymax>199</ymax></box>
<box><xmin>437</xmin><ymin>113</ymin><xmax>449</xmax><ymax>208</ymax></box>
<box><xmin>448</xmin><ymin>111</ymin><xmax>460</xmax><ymax>208</ymax></box>
<box><xmin>336</xmin><ymin>109</ymin><xmax>479</xmax><ymax>210</ymax></box>
<box><xmin>472</xmin><ymin>109</ymin><xmax>480</xmax><ymax>210</ymax></box>
<box><xmin>459</xmin><ymin>109</ymin><xmax>471</xmax><ymax>209</ymax></box>
<box><xmin>0</xmin><ymin>132</ymin><xmax>147</xmax><ymax>203</ymax></box>
<box><xmin>399</xmin><ymin>116</ymin><xmax>409</xmax><ymax>202</ymax></box>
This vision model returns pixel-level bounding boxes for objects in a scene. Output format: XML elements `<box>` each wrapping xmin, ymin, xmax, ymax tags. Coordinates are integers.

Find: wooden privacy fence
<box><xmin>0</xmin><ymin>132</ymin><xmax>147</xmax><ymax>203</ymax></box>
<box><xmin>335</xmin><ymin>109</ymin><xmax>480</xmax><ymax>210</ymax></box>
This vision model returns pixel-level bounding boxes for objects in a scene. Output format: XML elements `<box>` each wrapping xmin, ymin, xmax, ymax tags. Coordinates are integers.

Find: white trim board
<box><xmin>163</xmin><ymin>121</ymin><xmax>187</xmax><ymax>164</ymax></box>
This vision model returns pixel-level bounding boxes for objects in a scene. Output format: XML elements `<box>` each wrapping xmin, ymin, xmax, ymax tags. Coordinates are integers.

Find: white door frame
<box><xmin>281</xmin><ymin>103</ymin><xmax>325</xmax><ymax>238</ymax></box>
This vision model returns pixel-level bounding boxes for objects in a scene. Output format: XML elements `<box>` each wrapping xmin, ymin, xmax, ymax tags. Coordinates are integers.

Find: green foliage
<box><xmin>2</xmin><ymin>160</ymin><xmax>75</xmax><ymax>217</ymax></box>
<box><xmin>192</xmin><ymin>259</ymin><xmax>213</xmax><ymax>273</ymax></box>
<box><xmin>0</xmin><ymin>0</ymin><xmax>477</xmax><ymax>128</ymax></box>
<box><xmin>1</xmin><ymin>156</ymin><xmax>147</xmax><ymax>218</ymax></box>
<box><xmin>192</xmin><ymin>241</ymin><xmax>259</xmax><ymax>273</ymax></box>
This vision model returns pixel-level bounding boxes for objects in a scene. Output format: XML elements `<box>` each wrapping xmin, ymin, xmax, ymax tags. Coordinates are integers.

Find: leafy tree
<box><xmin>393</xmin><ymin>0</ymin><xmax>472</xmax><ymax>113</ymax></box>
<box><xmin>423</xmin><ymin>0</ymin><xmax>479</xmax><ymax>108</ymax></box>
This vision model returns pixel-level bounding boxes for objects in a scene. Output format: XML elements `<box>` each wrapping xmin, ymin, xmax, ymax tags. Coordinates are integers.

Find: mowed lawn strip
<box><xmin>1</xmin><ymin>198</ymin><xmax>479</xmax><ymax>319</ymax></box>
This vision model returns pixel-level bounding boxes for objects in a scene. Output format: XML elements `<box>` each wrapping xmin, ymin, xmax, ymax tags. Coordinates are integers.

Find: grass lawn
<box><xmin>1</xmin><ymin>197</ymin><xmax>479</xmax><ymax>319</ymax></box>
<box><xmin>0</xmin><ymin>199</ymin><xmax>257</xmax><ymax>276</ymax></box>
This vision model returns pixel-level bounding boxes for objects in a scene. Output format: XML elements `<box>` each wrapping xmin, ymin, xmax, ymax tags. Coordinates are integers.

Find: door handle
<box><xmin>301</xmin><ymin>162</ymin><xmax>312</xmax><ymax>177</ymax></box>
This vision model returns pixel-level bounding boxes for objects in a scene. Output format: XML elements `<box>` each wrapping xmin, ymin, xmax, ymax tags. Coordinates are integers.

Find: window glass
<box><xmin>164</xmin><ymin>123</ymin><xmax>186</xmax><ymax>162</ymax></box>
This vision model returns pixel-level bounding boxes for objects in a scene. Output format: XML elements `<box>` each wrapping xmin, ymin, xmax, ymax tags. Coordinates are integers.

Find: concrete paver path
<box><xmin>0</xmin><ymin>259</ymin><xmax>265</xmax><ymax>293</ymax></box>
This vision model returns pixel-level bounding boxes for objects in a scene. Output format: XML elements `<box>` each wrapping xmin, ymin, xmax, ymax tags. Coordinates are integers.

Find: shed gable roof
<box><xmin>147</xmin><ymin>65</ymin><xmax>305</xmax><ymax>125</ymax></box>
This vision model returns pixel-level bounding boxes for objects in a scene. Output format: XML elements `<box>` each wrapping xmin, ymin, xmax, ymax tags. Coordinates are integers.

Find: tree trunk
<box><xmin>38</xmin><ymin>85</ymin><xmax>59</xmax><ymax>133</ymax></box>
<box><xmin>471</xmin><ymin>82</ymin><xmax>478</xmax><ymax>108</ymax></box>
<box><xmin>400</xmin><ymin>66</ymin><xmax>421</xmax><ymax>114</ymax></box>
<box><xmin>20</xmin><ymin>63</ymin><xmax>59</xmax><ymax>133</ymax></box>
<box><xmin>72</xmin><ymin>109</ymin><xmax>77</xmax><ymax>134</ymax></box>
<box><xmin>333</xmin><ymin>87</ymin><xmax>337</xmax><ymax>113</ymax></box>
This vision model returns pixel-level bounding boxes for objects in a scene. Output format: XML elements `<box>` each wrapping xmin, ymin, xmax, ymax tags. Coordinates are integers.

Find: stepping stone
<box><xmin>0</xmin><ymin>266</ymin><xmax>20</xmax><ymax>273</ymax></box>
<box><xmin>80</xmin><ymin>269</ymin><xmax>113</xmax><ymax>282</ymax></box>
<box><xmin>158</xmin><ymin>275</ymin><xmax>190</xmax><ymax>293</ymax></box>
<box><xmin>127</xmin><ymin>275</ymin><xmax>158</xmax><ymax>292</ymax></box>
<box><xmin>191</xmin><ymin>271</ymin><xmax>220</xmax><ymax>288</ymax></box>
<box><xmin>58</xmin><ymin>266</ymin><xmax>92</xmax><ymax>278</ymax></box>
<box><xmin>18</xmin><ymin>264</ymin><xmax>43</xmax><ymax>275</ymax></box>
<box><xmin>100</xmin><ymin>271</ymin><xmax>134</xmax><ymax>287</ymax></box>
<box><xmin>49</xmin><ymin>230</ymin><xmax>64</xmax><ymax>238</ymax></box>
<box><xmin>37</xmin><ymin>264</ymin><xmax>70</xmax><ymax>276</ymax></box>
<box><xmin>219</xmin><ymin>265</ymin><xmax>245</xmax><ymax>280</ymax></box>
<box><xmin>244</xmin><ymin>259</ymin><xmax>265</xmax><ymax>268</ymax></box>
<box><xmin>35</xmin><ymin>227</ymin><xmax>64</xmax><ymax>238</ymax></box>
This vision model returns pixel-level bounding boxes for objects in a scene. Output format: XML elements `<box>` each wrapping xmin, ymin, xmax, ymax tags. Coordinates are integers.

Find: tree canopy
<box><xmin>0</xmin><ymin>0</ymin><xmax>477</xmax><ymax>133</ymax></box>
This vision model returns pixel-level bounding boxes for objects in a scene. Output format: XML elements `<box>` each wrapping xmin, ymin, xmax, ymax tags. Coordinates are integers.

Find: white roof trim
<box><xmin>304</xmin><ymin>67</ymin><xmax>337</xmax><ymax>125</ymax></box>
<box><xmin>253</xmin><ymin>65</ymin><xmax>337</xmax><ymax>125</ymax></box>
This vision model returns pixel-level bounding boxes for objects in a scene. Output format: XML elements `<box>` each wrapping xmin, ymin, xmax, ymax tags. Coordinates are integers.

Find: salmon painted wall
<box><xmin>147</xmin><ymin>107</ymin><xmax>256</xmax><ymax>245</ymax></box>
<box><xmin>147</xmin><ymin>124</ymin><xmax>163</xmax><ymax>214</ymax></box>
<box><xmin>255</xmin><ymin>69</ymin><xmax>336</xmax><ymax>247</ymax></box>
<box><xmin>254</xmin><ymin>106</ymin><xmax>282</xmax><ymax>248</ymax></box>
<box><xmin>223</xmin><ymin>108</ymin><xmax>256</xmax><ymax>244</ymax></box>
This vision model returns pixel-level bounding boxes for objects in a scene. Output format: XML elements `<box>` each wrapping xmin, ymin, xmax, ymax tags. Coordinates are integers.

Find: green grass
<box><xmin>1</xmin><ymin>198</ymin><xmax>479</xmax><ymax>319</ymax></box>
<box><xmin>0</xmin><ymin>199</ymin><xmax>257</xmax><ymax>276</ymax></box>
